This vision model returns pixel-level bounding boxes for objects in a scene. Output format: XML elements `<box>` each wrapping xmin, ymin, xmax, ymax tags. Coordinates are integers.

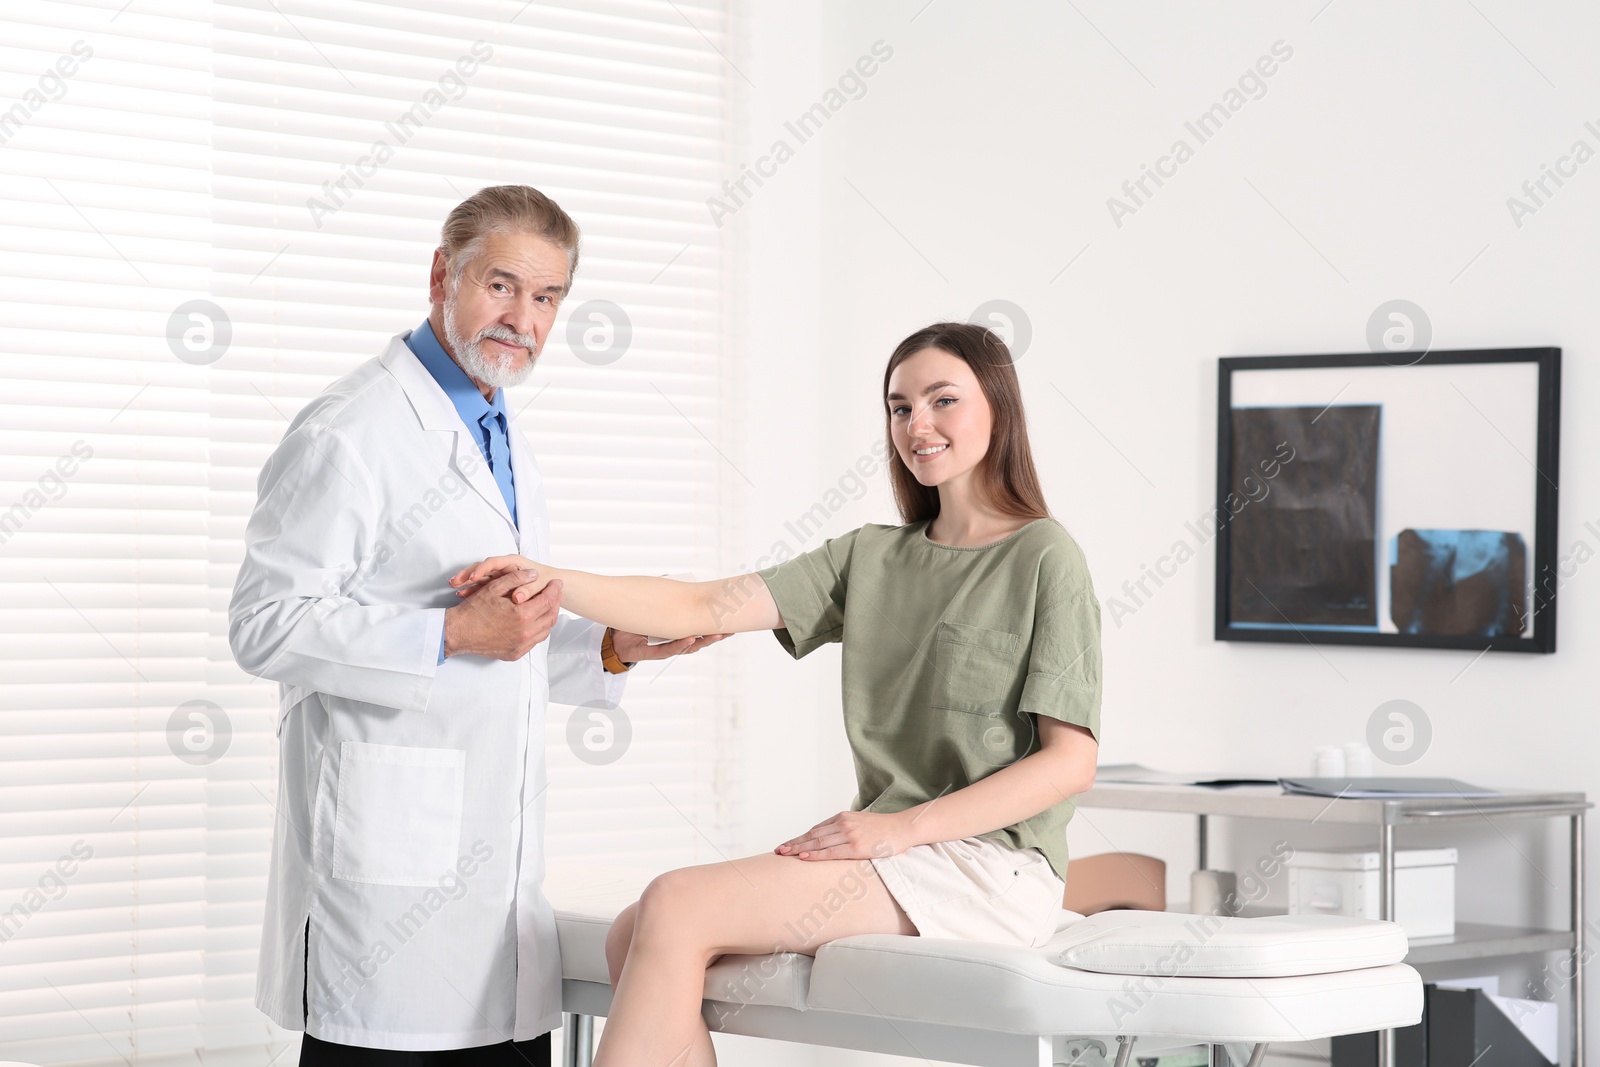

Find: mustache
<box><xmin>477</xmin><ymin>323</ymin><xmax>538</xmax><ymax>352</ymax></box>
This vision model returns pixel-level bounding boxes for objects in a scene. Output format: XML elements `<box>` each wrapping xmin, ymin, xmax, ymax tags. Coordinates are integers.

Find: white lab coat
<box><xmin>228</xmin><ymin>331</ymin><xmax>625</xmax><ymax>1050</ymax></box>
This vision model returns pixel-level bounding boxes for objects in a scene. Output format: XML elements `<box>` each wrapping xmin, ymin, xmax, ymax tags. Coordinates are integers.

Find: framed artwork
<box><xmin>1214</xmin><ymin>347</ymin><xmax>1561</xmax><ymax>653</ymax></box>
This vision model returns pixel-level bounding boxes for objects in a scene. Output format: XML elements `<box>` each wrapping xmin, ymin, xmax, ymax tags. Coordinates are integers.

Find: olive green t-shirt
<box><xmin>756</xmin><ymin>517</ymin><xmax>1101</xmax><ymax>881</ymax></box>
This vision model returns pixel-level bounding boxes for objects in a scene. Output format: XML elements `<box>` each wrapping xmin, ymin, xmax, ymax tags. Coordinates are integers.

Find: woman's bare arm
<box><xmin>776</xmin><ymin>716</ymin><xmax>1097</xmax><ymax>861</ymax></box>
<box><xmin>897</xmin><ymin>716</ymin><xmax>1096</xmax><ymax>846</ymax></box>
<box><xmin>448</xmin><ymin>555</ymin><xmax>782</xmax><ymax>638</ymax></box>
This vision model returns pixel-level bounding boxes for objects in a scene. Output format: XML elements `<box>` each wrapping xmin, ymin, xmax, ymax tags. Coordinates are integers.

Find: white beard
<box><xmin>442</xmin><ymin>287</ymin><xmax>540</xmax><ymax>389</ymax></box>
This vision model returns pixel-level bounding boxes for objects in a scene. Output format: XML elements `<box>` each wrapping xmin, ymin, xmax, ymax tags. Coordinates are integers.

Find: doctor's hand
<box><xmin>610</xmin><ymin>630</ymin><xmax>731</xmax><ymax>663</ymax></box>
<box><xmin>442</xmin><ymin>570</ymin><xmax>563</xmax><ymax>661</ymax></box>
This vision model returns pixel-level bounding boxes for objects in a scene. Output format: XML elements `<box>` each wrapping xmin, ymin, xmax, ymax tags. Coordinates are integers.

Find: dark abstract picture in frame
<box><xmin>1215</xmin><ymin>347</ymin><xmax>1560</xmax><ymax>653</ymax></box>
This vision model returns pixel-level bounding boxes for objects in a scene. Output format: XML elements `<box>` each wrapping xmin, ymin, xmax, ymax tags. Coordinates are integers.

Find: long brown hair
<box><xmin>882</xmin><ymin>322</ymin><xmax>1051</xmax><ymax>525</ymax></box>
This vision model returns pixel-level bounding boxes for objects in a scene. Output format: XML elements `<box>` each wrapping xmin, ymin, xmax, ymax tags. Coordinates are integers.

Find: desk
<box><xmin>1077</xmin><ymin>782</ymin><xmax>1591</xmax><ymax>1067</ymax></box>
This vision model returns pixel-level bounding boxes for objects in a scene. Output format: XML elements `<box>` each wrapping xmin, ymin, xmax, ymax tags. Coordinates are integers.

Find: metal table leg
<box><xmin>1198</xmin><ymin>813</ymin><xmax>1208</xmax><ymax>872</ymax></box>
<box><xmin>562</xmin><ymin>1012</ymin><xmax>594</xmax><ymax>1067</ymax></box>
<box><xmin>1378</xmin><ymin>820</ymin><xmax>1396</xmax><ymax>1067</ymax></box>
<box><xmin>1573</xmin><ymin>812</ymin><xmax>1585</xmax><ymax>1067</ymax></box>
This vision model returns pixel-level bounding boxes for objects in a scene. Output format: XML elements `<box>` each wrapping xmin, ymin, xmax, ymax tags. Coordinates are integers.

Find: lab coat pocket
<box><xmin>930</xmin><ymin>622</ymin><xmax>1022</xmax><ymax>715</ymax></box>
<box><xmin>331</xmin><ymin>741</ymin><xmax>466</xmax><ymax>886</ymax></box>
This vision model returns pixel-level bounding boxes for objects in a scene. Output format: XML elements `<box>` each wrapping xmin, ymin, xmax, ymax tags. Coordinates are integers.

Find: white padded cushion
<box><xmin>810</xmin><ymin>935</ymin><xmax>1421</xmax><ymax>1040</ymax></box>
<box><xmin>1049</xmin><ymin>909</ymin><xmax>1409</xmax><ymax>977</ymax></box>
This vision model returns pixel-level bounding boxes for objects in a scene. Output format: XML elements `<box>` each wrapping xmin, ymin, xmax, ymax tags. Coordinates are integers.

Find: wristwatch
<box><xmin>600</xmin><ymin>627</ymin><xmax>634</xmax><ymax>673</ymax></box>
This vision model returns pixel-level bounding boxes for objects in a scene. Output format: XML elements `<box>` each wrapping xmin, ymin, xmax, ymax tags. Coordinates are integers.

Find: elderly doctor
<box><xmin>229</xmin><ymin>185</ymin><xmax>723</xmax><ymax>1066</ymax></box>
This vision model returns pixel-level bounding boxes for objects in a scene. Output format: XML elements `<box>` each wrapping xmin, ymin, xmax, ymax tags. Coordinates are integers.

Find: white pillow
<box><xmin>1049</xmin><ymin>910</ymin><xmax>1409</xmax><ymax>977</ymax></box>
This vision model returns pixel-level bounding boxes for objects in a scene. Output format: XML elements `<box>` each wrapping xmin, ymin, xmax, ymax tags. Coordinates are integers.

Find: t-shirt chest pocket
<box><xmin>930</xmin><ymin>621</ymin><xmax>1023</xmax><ymax>715</ymax></box>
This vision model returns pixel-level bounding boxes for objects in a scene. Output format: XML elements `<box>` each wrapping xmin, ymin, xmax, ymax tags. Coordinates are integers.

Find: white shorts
<box><xmin>870</xmin><ymin>836</ymin><xmax>1066</xmax><ymax>948</ymax></box>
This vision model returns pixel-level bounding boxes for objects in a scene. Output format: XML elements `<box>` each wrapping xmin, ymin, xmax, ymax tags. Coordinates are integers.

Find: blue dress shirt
<box><xmin>406</xmin><ymin>319</ymin><xmax>518</xmax><ymax>663</ymax></box>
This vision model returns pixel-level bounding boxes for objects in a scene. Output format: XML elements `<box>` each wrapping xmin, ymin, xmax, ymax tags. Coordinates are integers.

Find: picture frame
<box><xmin>1214</xmin><ymin>347</ymin><xmax>1561</xmax><ymax>653</ymax></box>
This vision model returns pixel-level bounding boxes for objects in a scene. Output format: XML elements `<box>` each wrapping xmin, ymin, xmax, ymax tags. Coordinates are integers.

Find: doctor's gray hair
<box><xmin>439</xmin><ymin>185</ymin><xmax>581</xmax><ymax>286</ymax></box>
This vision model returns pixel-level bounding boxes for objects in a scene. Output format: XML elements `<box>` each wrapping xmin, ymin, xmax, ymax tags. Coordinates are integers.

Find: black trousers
<box><xmin>298</xmin><ymin>1031</ymin><xmax>551</xmax><ymax>1066</ymax></box>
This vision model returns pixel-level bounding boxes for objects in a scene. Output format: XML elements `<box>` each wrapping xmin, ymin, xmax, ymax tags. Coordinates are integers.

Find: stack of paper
<box><xmin>1094</xmin><ymin>763</ymin><xmax>1278</xmax><ymax>787</ymax></box>
<box><xmin>1278</xmin><ymin>777</ymin><xmax>1500</xmax><ymax>799</ymax></box>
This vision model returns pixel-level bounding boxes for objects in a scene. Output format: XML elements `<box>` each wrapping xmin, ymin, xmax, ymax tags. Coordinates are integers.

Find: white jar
<box><xmin>1343</xmin><ymin>742</ymin><xmax>1374</xmax><ymax>777</ymax></box>
<box><xmin>1313</xmin><ymin>745</ymin><xmax>1346</xmax><ymax>777</ymax></box>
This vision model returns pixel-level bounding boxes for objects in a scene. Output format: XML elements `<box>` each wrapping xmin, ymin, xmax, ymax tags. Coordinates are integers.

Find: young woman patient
<box><xmin>449</xmin><ymin>322</ymin><xmax>1102</xmax><ymax>1067</ymax></box>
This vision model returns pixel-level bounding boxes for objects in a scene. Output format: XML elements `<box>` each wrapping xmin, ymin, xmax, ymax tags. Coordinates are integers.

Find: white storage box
<box><xmin>1286</xmin><ymin>846</ymin><xmax>1456</xmax><ymax>939</ymax></box>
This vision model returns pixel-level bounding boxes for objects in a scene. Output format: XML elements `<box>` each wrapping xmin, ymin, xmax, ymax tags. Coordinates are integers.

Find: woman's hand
<box><xmin>775</xmin><ymin>810</ymin><xmax>915</xmax><ymax>861</ymax></box>
<box><xmin>449</xmin><ymin>554</ymin><xmax>542</xmax><ymax>599</ymax></box>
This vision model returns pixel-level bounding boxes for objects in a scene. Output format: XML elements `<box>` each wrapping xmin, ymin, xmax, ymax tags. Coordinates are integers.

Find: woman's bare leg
<box><xmin>592</xmin><ymin>852</ymin><xmax>916</xmax><ymax>1067</ymax></box>
<box><xmin>603</xmin><ymin>905</ymin><xmax>716</xmax><ymax>1066</ymax></box>
<box><xmin>604</xmin><ymin>902</ymin><xmax>638</xmax><ymax>989</ymax></box>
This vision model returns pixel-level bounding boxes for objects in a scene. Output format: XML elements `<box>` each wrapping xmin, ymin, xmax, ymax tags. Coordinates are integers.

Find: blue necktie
<box><xmin>479</xmin><ymin>410</ymin><xmax>518</xmax><ymax>529</ymax></box>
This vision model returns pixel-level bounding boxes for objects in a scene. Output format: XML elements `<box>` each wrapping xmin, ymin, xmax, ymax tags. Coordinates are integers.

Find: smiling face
<box><xmin>427</xmin><ymin>228</ymin><xmax>572</xmax><ymax>394</ymax></box>
<box><xmin>885</xmin><ymin>346</ymin><xmax>994</xmax><ymax>490</ymax></box>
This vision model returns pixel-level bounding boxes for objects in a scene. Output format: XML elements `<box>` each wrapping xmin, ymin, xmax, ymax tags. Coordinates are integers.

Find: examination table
<box><xmin>546</xmin><ymin>865</ymin><xmax>1422</xmax><ymax>1067</ymax></box>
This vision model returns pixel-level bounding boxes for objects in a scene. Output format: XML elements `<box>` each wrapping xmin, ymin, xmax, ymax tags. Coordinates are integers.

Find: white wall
<box><xmin>724</xmin><ymin>1</ymin><xmax>1599</xmax><ymax>1064</ymax></box>
<box><xmin>724</xmin><ymin>2</ymin><xmax>836</xmax><ymax>857</ymax></box>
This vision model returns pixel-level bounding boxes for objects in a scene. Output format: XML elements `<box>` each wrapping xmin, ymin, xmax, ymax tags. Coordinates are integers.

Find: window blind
<box><xmin>0</xmin><ymin>1</ymin><xmax>734</xmax><ymax>1063</ymax></box>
